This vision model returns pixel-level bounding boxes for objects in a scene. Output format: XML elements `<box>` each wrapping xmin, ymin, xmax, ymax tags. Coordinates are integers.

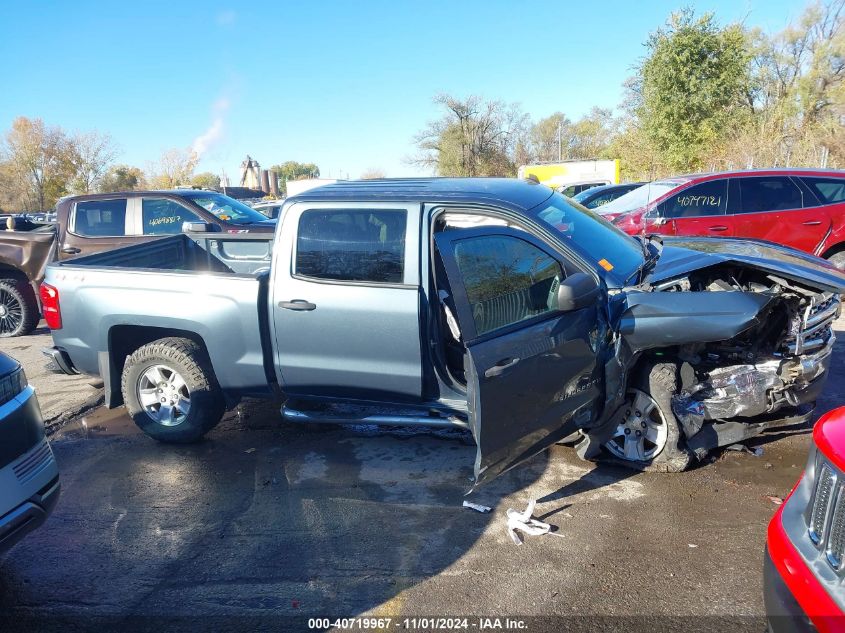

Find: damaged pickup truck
<box><xmin>43</xmin><ymin>179</ymin><xmax>845</xmax><ymax>486</ymax></box>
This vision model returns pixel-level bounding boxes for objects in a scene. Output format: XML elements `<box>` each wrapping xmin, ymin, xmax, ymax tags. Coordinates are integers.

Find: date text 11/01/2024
<box><xmin>307</xmin><ymin>617</ymin><xmax>528</xmax><ymax>630</ymax></box>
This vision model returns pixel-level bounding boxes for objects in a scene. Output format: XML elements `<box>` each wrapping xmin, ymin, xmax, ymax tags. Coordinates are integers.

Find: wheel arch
<box><xmin>0</xmin><ymin>261</ymin><xmax>28</xmax><ymax>279</ymax></box>
<box><xmin>105</xmin><ymin>326</ymin><xmax>228</xmax><ymax>408</ymax></box>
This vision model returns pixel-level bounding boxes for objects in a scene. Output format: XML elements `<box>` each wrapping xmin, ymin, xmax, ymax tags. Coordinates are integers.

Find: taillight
<box><xmin>39</xmin><ymin>283</ymin><xmax>62</xmax><ymax>330</ymax></box>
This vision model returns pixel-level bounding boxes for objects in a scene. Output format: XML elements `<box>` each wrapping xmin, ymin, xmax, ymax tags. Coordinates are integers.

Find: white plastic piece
<box><xmin>506</xmin><ymin>500</ymin><xmax>551</xmax><ymax>545</ymax></box>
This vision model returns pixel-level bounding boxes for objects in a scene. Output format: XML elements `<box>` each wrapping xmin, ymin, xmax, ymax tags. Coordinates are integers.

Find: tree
<box><xmin>412</xmin><ymin>94</ymin><xmax>529</xmax><ymax>176</ymax></box>
<box><xmin>569</xmin><ymin>107</ymin><xmax>616</xmax><ymax>159</ymax></box>
<box><xmin>190</xmin><ymin>171</ymin><xmax>221</xmax><ymax>189</ymax></box>
<box><xmin>635</xmin><ymin>10</ymin><xmax>753</xmax><ymax>172</ymax></box>
<box><xmin>742</xmin><ymin>0</ymin><xmax>845</xmax><ymax>167</ymax></box>
<box><xmin>99</xmin><ymin>164</ymin><xmax>146</xmax><ymax>192</ymax></box>
<box><xmin>68</xmin><ymin>131</ymin><xmax>118</xmax><ymax>193</ymax></box>
<box><xmin>0</xmin><ymin>116</ymin><xmax>75</xmax><ymax>211</ymax></box>
<box><xmin>360</xmin><ymin>168</ymin><xmax>386</xmax><ymax>179</ymax></box>
<box><xmin>148</xmin><ymin>148</ymin><xmax>197</xmax><ymax>189</ymax></box>
<box><xmin>269</xmin><ymin>161</ymin><xmax>320</xmax><ymax>194</ymax></box>
<box><xmin>529</xmin><ymin>112</ymin><xmax>573</xmax><ymax>162</ymax></box>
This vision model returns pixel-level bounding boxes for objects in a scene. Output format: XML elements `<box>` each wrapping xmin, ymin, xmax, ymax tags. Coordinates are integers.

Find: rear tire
<box><xmin>827</xmin><ymin>251</ymin><xmax>845</xmax><ymax>272</ymax></box>
<box><xmin>0</xmin><ymin>277</ymin><xmax>39</xmax><ymax>337</ymax></box>
<box><xmin>602</xmin><ymin>361</ymin><xmax>693</xmax><ymax>472</ymax></box>
<box><xmin>121</xmin><ymin>337</ymin><xmax>225</xmax><ymax>443</ymax></box>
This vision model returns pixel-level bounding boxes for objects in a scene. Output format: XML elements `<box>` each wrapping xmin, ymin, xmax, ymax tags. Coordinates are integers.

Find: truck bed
<box><xmin>45</xmin><ymin>233</ymin><xmax>276</xmax><ymax>406</ymax></box>
<box><xmin>51</xmin><ymin>232</ymin><xmax>273</xmax><ymax>275</ymax></box>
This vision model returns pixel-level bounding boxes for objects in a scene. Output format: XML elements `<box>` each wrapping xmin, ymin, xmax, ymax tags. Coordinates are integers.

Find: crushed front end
<box><xmin>656</xmin><ymin>270</ymin><xmax>840</xmax><ymax>456</ymax></box>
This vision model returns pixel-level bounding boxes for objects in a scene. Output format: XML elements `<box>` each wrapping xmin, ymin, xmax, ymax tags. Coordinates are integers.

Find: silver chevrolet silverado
<box><xmin>44</xmin><ymin>178</ymin><xmax>845</xmax><ymax>487</ymax></box>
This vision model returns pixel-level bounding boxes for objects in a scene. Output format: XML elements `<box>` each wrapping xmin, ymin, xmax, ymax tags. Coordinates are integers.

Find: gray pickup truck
<box><xmin>44</xmin><ymin>179</ymin><xmax>845</xmax><ymax>486</ymax></box>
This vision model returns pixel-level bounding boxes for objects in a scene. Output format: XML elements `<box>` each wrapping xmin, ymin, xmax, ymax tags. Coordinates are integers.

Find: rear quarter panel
<box><xmin>45</xmin><ymin>266</ymin><xmax>267</xmax><ymax>393</ymax></box>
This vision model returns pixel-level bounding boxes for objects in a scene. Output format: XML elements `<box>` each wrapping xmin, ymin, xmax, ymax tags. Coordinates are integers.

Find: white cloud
<box><xmin>191</xmin><ymin>97</ymin><xmax>230</xmax><ymax>159</ymax></box>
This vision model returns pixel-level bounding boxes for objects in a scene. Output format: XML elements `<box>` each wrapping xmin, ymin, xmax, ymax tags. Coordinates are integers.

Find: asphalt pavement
<box><xmin>0</xmin><ymin>317</ymin><xmax>842</xmax><ymax>632</ymax></box>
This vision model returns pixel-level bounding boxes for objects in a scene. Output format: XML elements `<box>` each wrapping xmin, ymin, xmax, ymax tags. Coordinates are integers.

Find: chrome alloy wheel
<box><xmin>137</xmin><ymin>365</ymin><xmax>191</xmax><ymax>426</ymax></box>
<box><xmin>0</xmin><ymin>289</ymin><xmax>23</xmax><ymax>335</ymax></box>
<box><xmin>605</xmin><ymin>388</ymin><xmax>669</xmax><ymax>462</ymax></box>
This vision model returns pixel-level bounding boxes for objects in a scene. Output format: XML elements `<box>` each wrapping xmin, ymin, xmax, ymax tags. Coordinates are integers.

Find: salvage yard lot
<box><xmin>0</xmin><ymin>315</ymin><xmax>843</xmax><ymax>629</ymax></box>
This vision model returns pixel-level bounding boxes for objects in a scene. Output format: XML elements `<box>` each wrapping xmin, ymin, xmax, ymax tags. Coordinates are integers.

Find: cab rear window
<box><xmin>73</xmin><ymin>199</ymin><xmax>126</xmax><ymax>236</ymax></box>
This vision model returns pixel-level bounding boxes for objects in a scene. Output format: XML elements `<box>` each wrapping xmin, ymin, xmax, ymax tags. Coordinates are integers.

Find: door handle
<box><xmin>803</xmin><ymin>220</ymin><xmax>822</xmax><ymax>226</ymax></box>
<box><xmin>61</xmin><ymin>246</ymin><xmax>81</xmax><ymax>255</ymax></box>
<box><xmin>278</xmin><ymin>299</ymin><xmax>316</xmax><ymax>311</ymax></box>
<box><xmin>708</xmin><ymin>226</ymin><xmax>728</xmax><ymax>232</ymax></box>
<box><xmin>484</xmin><ymin>357</ymin><xmax>520</xmax><ymax>378</ymax></box>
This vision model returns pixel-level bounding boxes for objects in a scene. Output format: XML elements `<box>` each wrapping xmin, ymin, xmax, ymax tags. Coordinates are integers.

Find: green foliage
<box><xmin>412</xmin><ymin>94</ymin><xmax>529</xmax><ymax>177</ymax></box>
<box><xmin>99</xmin><ymin>164</ymin><xmax>146</xmax><ymax>192</ymax></box>
<box><xmin>269</xmin><ymin>161</ymin><xmax>320</xmax><ymax>194</ymax></box>
<box><xmin>190</xmin><ymin>171</ymin><xmax>221</xmax><ymax>189</ymax></box>
<box><xmin>637</xmin><ymin>9</ymin><xmax>754</xmax><ymax>172</ymax></box>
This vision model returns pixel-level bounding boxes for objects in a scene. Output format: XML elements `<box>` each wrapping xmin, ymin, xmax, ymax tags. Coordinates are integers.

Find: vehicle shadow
<box><xmin>0</xmin><ymin>406</ymin><xmax>585</xmax><ymax>626</ymax></box>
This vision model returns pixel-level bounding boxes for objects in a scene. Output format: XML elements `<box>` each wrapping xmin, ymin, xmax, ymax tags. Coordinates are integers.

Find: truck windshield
<box><xmin>531</xmin><ymin>192</ymin><xmax>643</xmax><ymax>286</ymax></box>
<box><xmin>180</xmin><ymin>192</ymin><xmax>271</xmax><ymax>226</ymax></box>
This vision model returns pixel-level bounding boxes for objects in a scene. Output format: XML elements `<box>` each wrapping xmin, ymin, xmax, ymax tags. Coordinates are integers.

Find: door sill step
<box><xmin>282</xmin><ymin>406</ymin><xmax>469</xmax><ymax>430</ymax></box>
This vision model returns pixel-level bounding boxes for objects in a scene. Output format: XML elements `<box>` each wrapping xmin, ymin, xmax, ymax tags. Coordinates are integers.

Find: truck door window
<box><xmin>452</xmin><ymin>235</ymin><xmax>563</xmax><ymax>336</ymax></box>
<box><xmin>736</xmin><ymin>177</ymin><xmax>803</xmax><ymax>212</ymax></box>
<box><xmin>296</xmin><ymin>209</ymin><xmax>406</xmax><ymax>283</ymax></box>
<box><xmin>141</xmin><ymin>199</ymin><xmax>200</xmax><ymax>235</ymax></box>
<box><xmin>73</xmin><ymin>199</ymin><xmax>127</xmax><ymax>236</ymax></box>
<box><xmin>658</xmin><ymin>180</ymin><xmax>728</xmax><ymax>218</ymax></box>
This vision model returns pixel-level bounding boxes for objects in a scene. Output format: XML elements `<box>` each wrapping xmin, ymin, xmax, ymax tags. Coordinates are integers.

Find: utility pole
<box><xmin>557</xmin><ymin>119</ymin><xmax>562</xmax><ymax>162</ymax></box>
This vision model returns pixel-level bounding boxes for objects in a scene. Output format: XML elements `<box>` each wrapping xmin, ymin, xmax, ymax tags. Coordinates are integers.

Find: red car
<box><xmin>598</xmin><ymin>169</ymin><xmax>845</xmax><ymax>270</ymax></box>
<box><xmin>765</xmin><ymin>406</ymin><xmax>845</xmax><ymax>632</ymax></box>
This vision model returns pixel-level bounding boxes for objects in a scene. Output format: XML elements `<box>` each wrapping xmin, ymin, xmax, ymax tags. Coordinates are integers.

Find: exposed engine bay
<box><xmin>627</xmin><ymin>264</ymin><xmax>840</xmax><ymax>458</ymax></box>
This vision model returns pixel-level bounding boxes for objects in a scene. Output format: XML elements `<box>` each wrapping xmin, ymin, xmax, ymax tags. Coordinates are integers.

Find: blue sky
<box><xmin>0</xmin><ymin>0</ymin><xmax>806</xmax><ymax>180</ymax></box>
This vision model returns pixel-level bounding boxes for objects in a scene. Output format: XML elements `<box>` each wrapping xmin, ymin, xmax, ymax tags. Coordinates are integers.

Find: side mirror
<box><xmin>557</xmin><ymin>272</ymin><xmax>601</xmax><ymax>312</ymax></box>
<box><xmin>182</xmin><ymin>221</ymin><xmax>218</xmax><ymax>233</ymax></box>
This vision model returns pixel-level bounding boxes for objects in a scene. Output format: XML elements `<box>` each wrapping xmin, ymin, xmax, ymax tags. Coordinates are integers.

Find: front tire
<box><xmin>121</xmin><ymin>337</ymin><xmax>225</xmax><ymax>443</ymax></box>
<box><xmin>602</xmin><ymin>361</ymin><xmax>693</xmax><ymax>472</ymax></box>
<box><xmin>0</xmin><ymin>277</ymin><xmax>39</xmax><ymax>337</ymax></box>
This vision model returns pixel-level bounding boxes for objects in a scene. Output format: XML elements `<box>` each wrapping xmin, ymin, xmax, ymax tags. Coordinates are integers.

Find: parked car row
<box><xmin>579</xmin><ymin>168</ymin><xmax>845</xmax><ymax>270</ymax></box>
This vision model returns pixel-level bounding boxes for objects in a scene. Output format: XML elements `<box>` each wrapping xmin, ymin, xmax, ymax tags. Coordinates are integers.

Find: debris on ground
<box><xmin>462</xmin><ymin>500</ymin><xmax>492</xmax><ymax>513</ymax></box>
<box><xmin>506</xmin><ymin>500</ymin><xmax>551</xmax><ymax>545</ymax></box>
<box><xmin>766</xmin><ymin>495</ymin><xmax>784</xmax><ymax>505</ymax></box>
<box><xmin>245</xmin><ymin>448</ymin><xmax>256</xmax><ymax>454</ymax></box>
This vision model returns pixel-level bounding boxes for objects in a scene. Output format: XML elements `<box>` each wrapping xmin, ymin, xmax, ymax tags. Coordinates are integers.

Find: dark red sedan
<box><xmin>598</xmin><ymin>169</ymin><xmax>845</xmax><ymax>270</ymax></box>
<box><xmin>765</xmin><ymin>406</ymin><xmax>845</xmax><ymax>632</ymax></box>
